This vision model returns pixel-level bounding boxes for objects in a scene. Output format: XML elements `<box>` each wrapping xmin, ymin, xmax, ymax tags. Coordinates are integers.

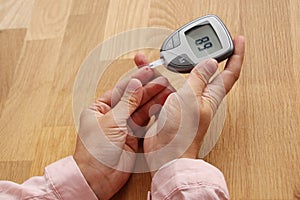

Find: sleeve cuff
<box><xmin>45</xmin><ymin>156</ymin><xmax>98</xmax><ymax>200</ymax></box>
<box><xmin>150</xmin><ymin>158</ymin><xmax>229</xmax><ymax>199</ymax></box>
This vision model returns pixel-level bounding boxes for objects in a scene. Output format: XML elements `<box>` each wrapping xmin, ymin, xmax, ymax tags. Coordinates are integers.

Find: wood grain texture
<box><xmin>0</xmin><ymin>161</ymin><xmax>32</xmax><ymax>184</ymax></box>
<box><xmin>0</xmin><ymin>0</ymin><xmax>300</xmax><ymax>199</ymax></box>
<box><xmin>29</xmin><ymin>126</ymin><xmax>77</xmax><ymax>176</ymax></box>
<box><xmin>25</xmin><ymin>0</ymin><xmax>72</xmax><ymax>40</ymax></box>
<box><xmin>103</xmin><ymin>0</ymin><xmax>150</xmax><ymax>38</ymax></box>
<box><xmin>0</xmin><ymin>29</ymin><xmax>26</xmax><ymax>118</ymax></box>
<box><xmin>0</xmin><ymin>0</ymin><xmax>35</xmax><ymax>30</ymax></box>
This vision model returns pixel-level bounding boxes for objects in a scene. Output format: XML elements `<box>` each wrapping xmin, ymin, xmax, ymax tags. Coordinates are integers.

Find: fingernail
<box><xmin>206</xmin><ymin>59</ymin><xmax>218</xmax><ymax>74</ymax></box>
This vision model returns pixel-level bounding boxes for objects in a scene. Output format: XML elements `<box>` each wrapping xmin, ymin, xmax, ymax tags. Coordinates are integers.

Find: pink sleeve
<box><xmin>0</xmin><ymin>156</ymin><xmax>98</xmax><ymax>200</ymax></box>
<box><xmin>149</xmin><ymin>158</ymin><xmax>229</xmax><ymax>200</ymax></box>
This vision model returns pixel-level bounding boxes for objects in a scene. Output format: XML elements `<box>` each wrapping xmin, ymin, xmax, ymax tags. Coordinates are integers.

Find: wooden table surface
<box><xmin>1</xmin><ymin>0</ymin><xmax>300</xmax><ymax>199</ymax></box>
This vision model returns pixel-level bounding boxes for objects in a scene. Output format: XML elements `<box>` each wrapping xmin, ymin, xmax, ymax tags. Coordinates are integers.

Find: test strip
<box><xmin>148</xmin><ymin>58</ymin><xmax>165</xmax><ymax>69</ymax></box>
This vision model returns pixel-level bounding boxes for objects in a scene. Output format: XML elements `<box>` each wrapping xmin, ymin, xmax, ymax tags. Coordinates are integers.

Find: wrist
<box><xmin>74</xmin><ymin>153</ymin><xmax>103</xmax><ymax>199</ymax></box>
<box><xmin>73</xmin><ymin>148</ymin><xmax>130</xmax><ymax>200</ymax></box>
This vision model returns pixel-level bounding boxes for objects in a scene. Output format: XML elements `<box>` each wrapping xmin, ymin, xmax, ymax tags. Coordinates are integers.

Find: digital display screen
<box><xmin>185</xmin><ymin>24</ymin><xmax>222</xmax><ymax>58</ymax></box>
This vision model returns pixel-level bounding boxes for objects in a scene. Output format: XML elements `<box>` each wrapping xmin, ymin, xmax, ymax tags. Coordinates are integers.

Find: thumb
<box><xmin>177</xmin><ymin>59</ymin><xmax>218</xmax><ymax>98</ymax></box>
<box><xmin>111</xmin><ymin>78</ymin><xmax>143</xmax><ymax>122</ymax></box>
<box><xmin>188</xmin><ymin>59</ymin><xmax>218</xmax><ymax>93</ymax></box>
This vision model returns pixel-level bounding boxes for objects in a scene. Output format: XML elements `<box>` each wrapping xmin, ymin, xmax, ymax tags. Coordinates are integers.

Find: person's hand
<box><xmin>73</xmin><ymin>54</ymin><xmax>173</xmax><ymax>199</ymax></box>
<box><xmin>143</xmin><ymin>36</ymin><xmax>245</xmax><ymax>176</ymax></box>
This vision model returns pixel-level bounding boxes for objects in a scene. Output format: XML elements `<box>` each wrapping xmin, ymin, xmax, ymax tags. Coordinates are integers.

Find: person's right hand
<box><xmin>73</xmin><ymin>54</ymin><xmax>173</xmax><ymax>199</ymax></box>
<box><xmin>143</xmin><ymin>36</ymin><xmax>245</xmax><ymax>175</ymax></box>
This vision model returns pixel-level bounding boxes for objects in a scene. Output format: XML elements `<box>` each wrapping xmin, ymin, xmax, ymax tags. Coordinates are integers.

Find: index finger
<box><xmin>134</xmin><ymin>52</ymin><xmax>168</xmax><ymax>80</ymax></box>
<box><xmin>201</xmin><ymin>35</ymin><xmax>245</xmax><ymax>113</ymax></box>
<box><xmin>96</xmin><ymin>66</ymin><xmax>155</xmax><ymax>107</ymax></box>
<box><xmin>220</xmin><ymin>35</ymin><xmax>245</xmax><ymax>93</ymax></box>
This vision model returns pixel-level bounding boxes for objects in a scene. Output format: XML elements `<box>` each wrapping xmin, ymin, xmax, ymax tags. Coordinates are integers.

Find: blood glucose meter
<box><xmin>149</xmin><ymin>15</ymin><xmax>234</xmax><ymax>73</ymax></box>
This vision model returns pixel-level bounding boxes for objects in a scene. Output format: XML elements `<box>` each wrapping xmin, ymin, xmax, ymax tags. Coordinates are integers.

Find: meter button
<box><xmin>170</xmin><ymin>54</ymin><xmax>193</xmax><ymax>66</ymax></box>
<box><xmin>162</xmin><ymin>38</ymin><xmax>174</xmax><ymax>50</ymax></box>
<box><xmin>168</xmin><ymin>54</ymin><xmax>194</xmax><ymax>73</ymax></box>
<box><xmin>172</xmin><ymin>32</ymin><xmax>180</xmax><ymax>47</ymax></box>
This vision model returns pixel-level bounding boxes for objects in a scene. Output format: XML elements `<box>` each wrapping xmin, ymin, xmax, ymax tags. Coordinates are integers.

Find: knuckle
<box><xmin>79</xmin><ymin>108</ymin><xmax>91</xmax><ymax>122</ymax></box>
<box><xmin>202</xmin><ymin>96</ymin><xmax>218</xmax><ymax>115</ymax></box>
<box><xmin>228</xmin><ymin>70</ymin><xmax>240</xmax><ymax>81</ymax></box>
<box><xmin>114</xmin><ymin>84</ymin><xmax>124</xmax><ymax>96</ymax></box>
<box><xmin>144</xmin><ymin>86</ymin><xmax>153</xmax><ymax>98</ymax></box>
<box><xmin>126</xmin><ymin>93</ymin><xmax>140</xmax><ymax>108</ymax></box>
<box><xmin>131</xmin><ymin>110</ymin><xmax>149</xmax><ymax>127</ymax></box>
<box><xmin>194</xmin><ymin>68</ymin><xmax>209</xmax><ymax>85</ymax></box>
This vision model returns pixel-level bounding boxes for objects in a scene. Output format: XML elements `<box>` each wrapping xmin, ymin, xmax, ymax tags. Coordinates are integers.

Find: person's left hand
<box><xmin>143</xmin><ymin>36</ymin><xmax>245</xmax><ymax>175</ymax></box>
<box><xmin>73</xmin><ymin>54</ymin><xmax>173</xmax><ymax>200</ymax></box>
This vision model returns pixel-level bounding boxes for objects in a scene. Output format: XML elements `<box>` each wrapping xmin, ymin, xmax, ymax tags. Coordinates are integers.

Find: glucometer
<box><xmin>149</xmin><ymin>15</ymin><xmax>234</xmax><ymax>73</ymax></box>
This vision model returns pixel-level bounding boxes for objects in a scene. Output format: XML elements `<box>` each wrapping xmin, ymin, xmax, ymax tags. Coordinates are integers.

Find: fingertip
<box><xmin>112</xmin><ymin>78</ymin><xmax>143</xmax><ymax>119</ymax></box>
<box><xmin>194</xmin><ymin>58</ymin><xmax>218</xmax><ymax>75</ymax></box>
<box><xmin>235</xmin><ymin>35</ymin><xmax>245</xmax><ymax>42</ymax></box>
<box><xmin>134</xmin><ymin>53</ymin><xmax>149</xmax><ymax>67</ymax></box>
<box><xmin>126</xmin><ymin>78</ymin><xmax>143</xmax><ymax>92</ymax></box>
<box><xmin>152</xmin><ymin>76</ymin><xmax>169</xmax><ymax>87</ymax></box>
<box><xmin>207</xmin><ymin>58</ymin><xmax>218</xmax><ymax>72</ymax></box>
<box><xmin>184</xmin><ymin>59</ymin><xmax>218</xmax><ymax>95</ymax></box>
<box><xmin>227</xmin><ymin>35</ymin><xmax>245</xmax><ymax>69</ymax></box>
<box><xmin>233</xmin><ymin>35</ymin><xmax>246</xmax><ymax>54</ymax></box>
<box><xmin>133</xmin><ymin>66</ymin><xmax>155</xmax><ymax>83</ymax></box>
